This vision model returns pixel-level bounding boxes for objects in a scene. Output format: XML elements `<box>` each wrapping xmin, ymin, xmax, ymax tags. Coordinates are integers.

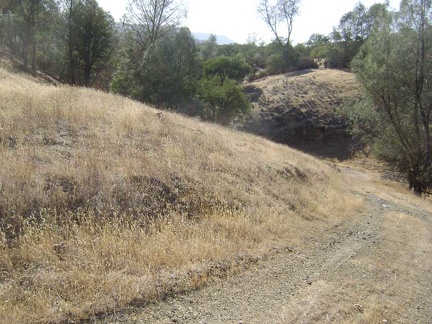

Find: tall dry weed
<box><xmin>0</xmin><ymin>69</ymin><xmax>361</xmax><ymax>323</ymax></box>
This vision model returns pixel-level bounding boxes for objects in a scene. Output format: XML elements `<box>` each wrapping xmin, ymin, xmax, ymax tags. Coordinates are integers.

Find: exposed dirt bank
<box><xmin>241</xmin><ymin>69</ymin><xmax>361</xmax><ymax>160</ymax></box>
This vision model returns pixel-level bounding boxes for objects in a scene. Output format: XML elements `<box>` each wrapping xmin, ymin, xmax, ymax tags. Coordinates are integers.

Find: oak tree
<box><xmin>351</xmin><ymin>0</ymin><xmax>432</xmax><ymax>194</ymax></box>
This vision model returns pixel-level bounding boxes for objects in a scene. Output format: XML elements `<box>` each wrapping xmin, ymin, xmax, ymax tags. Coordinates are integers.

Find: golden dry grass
<box><xmin>248</xmin><ymin>69</ymin><xmax>360</xmax><ymax>118</ymax></box>
<box><xmin>0</xmin><ymin>68</ymin><xmax>361</xmax><ymax>323</ymax></box>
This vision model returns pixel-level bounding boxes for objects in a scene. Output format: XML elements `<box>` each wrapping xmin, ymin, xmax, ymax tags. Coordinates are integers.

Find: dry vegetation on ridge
<box><xmin>0</xmin><ymin>69</ymin><xmax>361</xmax><ymax>323</ymax></box>
<box><xmin>242</xmin><ymin>69</ymin><xmax>361</xmax><ymax>159</ymax></box>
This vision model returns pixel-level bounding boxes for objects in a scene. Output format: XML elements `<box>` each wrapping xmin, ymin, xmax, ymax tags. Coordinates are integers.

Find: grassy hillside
<box><xmin>0</xmin><ymin>69</ymin><xmax>360</xmax><ymax>323</ymax></box>
<box><xmin>242</xmin><ymin>69</ymin><xmax>361</xmax><ymax>159</ymax></box>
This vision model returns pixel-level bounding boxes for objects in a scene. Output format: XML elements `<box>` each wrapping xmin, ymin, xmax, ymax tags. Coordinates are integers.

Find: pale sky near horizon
<box><xmin>98</xmin><ymin>0</ymin><xmax>401</xmax><ymax>44</ymax></box>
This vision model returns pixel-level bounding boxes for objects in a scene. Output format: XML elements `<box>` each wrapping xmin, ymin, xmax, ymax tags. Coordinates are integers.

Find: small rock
<box><xmin>353</xmin><ymin>304</ymin><xmax>364</xmax><ymax>313</ymax></box>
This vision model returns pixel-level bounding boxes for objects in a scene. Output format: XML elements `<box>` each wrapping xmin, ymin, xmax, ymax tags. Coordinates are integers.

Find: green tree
<box><xmin>0</xmin><ymin>2</ymin><xmax>18</xmax><ymax>49</ymax></box>
<box><xmin>4</xmin><ymin>0</ymin><xmax>58</xmax><ymax>71</ymax></box>
<box><xmin>111</xmin><ymin>27</ymin><xmax>200</xmax><ymax>109</ymax></box>
<box><xmin>265</xmin><ymin>41</ymin><xmax>300</xmax><ymax>74</ymax></box>
<box><xmin>306</xmin><ymin>33</ymin><xmax>330</xmax><ymax>47</ymax></box>
<box><xmin>203</xmin><ymin>55</ymin><xmax>251</xmax><ymax>85</ymax></box>
<box><xmin>33</xmin><ymin>2</ymin><xmax>62</xmax><ymax>74</ymax></box>
<box><xmin>16</xmin><ymin>0</ymin><xmax>43</xmax><ymax>70</ymax></box>
<box><xmin>111</xmin><ymin>0</ymin><xmax>189</xmax><ymax>103</ymax></box>
<box><xmin>257</xmin><ymin>0</ymin><xmax>302</xmax><ymax>73</ymax></box>
<box><xmin>61</xmin><ymin>0</ymin><xmax>78</xmax><ymax>84</ymax></box>
<box><xmin>329</xmin><ymin>2</ymin><xmax>388</xmax><ymax>68</ymax></box>
<box><xmin>196</xmin><ymin>77</ymin><xmax>250</xmax><ymax>124</ymax></box>
<box><xmin>351</xmin><ymin>0</ymin><xmax>432</xmax><ymax>194</ymax></box>
<box><xmin>61</xmin><ymin>0</ymin><xmax>115</xmax><ymax>86</ymax></box>
<box><xmin>200</xmin><ymin>33</ymin><xmax>217</xmax><ymax>60</ymax></box>
<box><xmin>306</xmin><ymin>33</ymin><xmax>330</xmax><ymax>59</ymax></box>
<box><xmin>74</xmin><ymin>0</ymin><xmax>115</xmax><ymax>86</ymax></box>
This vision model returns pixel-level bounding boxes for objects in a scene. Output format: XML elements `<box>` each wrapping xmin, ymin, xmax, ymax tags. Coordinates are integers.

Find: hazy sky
<box><xmin>98</xmin><ymin>0</ymin><xmax>401</xmax><ymax>44</ymax></box>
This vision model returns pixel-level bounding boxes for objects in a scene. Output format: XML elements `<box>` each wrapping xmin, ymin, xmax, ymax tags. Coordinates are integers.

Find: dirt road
<box><xmin>95</xmin><ymin>167</ymin><xmax>432</xmax><ymax>323</ymax></box>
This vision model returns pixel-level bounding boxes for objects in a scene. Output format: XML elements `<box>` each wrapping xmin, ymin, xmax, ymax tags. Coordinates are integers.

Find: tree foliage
<box><xmin>256</xmin><ymin>0</ymin><xmax>313</xmax><ymax>74</ymax></box>
<box><xmin>350</xmin><ymin>0</ymin><xmax>432</xmax><ymax>194</ymax></box>
<box><xmin>1</xmin><ymin>0</ymin><xmax>58</xmax><ymax>71</ymax></box>
<box><xmin>196</xmin><ymin>77</ymin><xmax>250</xmax><ymax>124</ymax></box>
<box><xmin>257</xmin><ymin>0</ymin><xmax>300</xmax><ymax>48</ymax></box>
<box><xmin>200</xmin><ymin>33</ymin><xmax>217</xmax><ymax>60</ymax></box>
<box><xmin>328</xmin><ymin>2</ymin><xmax>387</xmax><ymax>68</ymax></box>
<box><xmin>112</xmin><ymin>27</ymin><xmax>200</xmax><ymax>108</ymax></box>
<box><xmin>203</xmin><ymin>55</ymin><xmax>251</xmax><ymax>85</ymax></box>
<box><xmin>67</xmin><ymin>0</ymin><xmax>115</xmax><ymax>86</ymax></box>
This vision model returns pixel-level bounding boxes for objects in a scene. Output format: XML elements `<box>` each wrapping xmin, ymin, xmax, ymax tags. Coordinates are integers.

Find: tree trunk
<box><xmin>22</xmin><ymin>23</ymin><xmax>30</xmax><ymax>70</ymax></box>
<box><xmin>84</xmin><ymin>62</ymin><xmax>92</xmax><ymax>87</ymax></box>
<box><xmin>68</xmin><ymin>0</ymin><xmax>76</xmax><ymax>84</ymax></box>
<box><xmin>31</xmin><ymin>30</ymin><xmax>37</xmax><ymax>72</ymax></box>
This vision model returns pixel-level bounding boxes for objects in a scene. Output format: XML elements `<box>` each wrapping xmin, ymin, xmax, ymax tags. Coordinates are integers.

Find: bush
<box><xmin>196</xmin><ymin>77</ymin><xmax>250</xmax><ymax>124</ymax></box>
<box><xmin>266</xmin><ymin>53</ymin><xmax>286</xmax><ymax>75</ymax></box>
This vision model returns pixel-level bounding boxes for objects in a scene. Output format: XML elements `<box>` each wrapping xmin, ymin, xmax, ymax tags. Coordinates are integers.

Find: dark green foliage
<box><xmin>306</xmin><ymin>33</ymin><xmax>330</xmax><ymax>47</ymax></box>
<box><xmin>305</xmin><ymin>34</ymin><xmax>329</xmax><ymax>61</ymax></box>
<box><xmin>200</xmin><ymin>34</ymin><xmax>217</xmax><ymax>60</ymax></box>
<box><xmin>203</xmin><ymin>55</ymin><xmax>251</xmax><ymax>85</ymax></box>
<box><xmin>266</xmin><ymin>53</ymin><xmax>286</xmax><ymax>74</ymax></box>
<box><xmin>309</xmin><ymin>45</ymin><xmax>327</xmax><ymax>59</ymax></box>
<box><xmin>112</xmin><ymin>27</ymin><xmax>200</xmax><ymax>110</ymax></box>
<box><xmin>265</xmin><ymin>41</ymin><xmax>317</xmax><ymax>74</ymax></box>
<box><xmin>348</xmin><ymin>0</ymin><xmax>432</xmax><ymax>194</ymax></box>
<box><xmin>0</xmin><ymin>0</ymin><xmax>116</xmax><ymax>86</ymax></box>
<box><xmin>1</xmin><ymin>0</ymin><xmax>59</xmax><ymax>71</ymax></box>
<box><xmin>339</xmin><ymin>97</ymin><xmax>382</xmax><ymax>142</ymax></box>
<box><xmin>0</xmin><ymin>6</ymin><xmax>20</xmax><ymax>50</ymax></box>
<box><xmin>256</xmin><ymin>0</ymin><xmax>310</xmax><ymax>75</ymax></box>
<box><xmin>61</xmin><ymin>0</ymin><xmax>115</xmax><ymax>86</ymax></box>
<box><xmin>71</xmin><ymin>0</ymin><xmax>115</xmax><ymax>86</ymax></box>
<box><xmin>303</xmin><ymin>2</ymin><xmax>390</xmax><ymax>69</ymax></box>
<box><xmin>210</xmin><ymin>41</ymin><xmax>268</xmax><ymax>71</ymax></box>
<box><xmin>112</xmin><ymin>23</ymin><xmax>251</xmax><ymax>124</ymax></box>
<box><xmin>196</xmin><ymin>77</ymin><xmax>251</xmax><ymax>124</ymax></box>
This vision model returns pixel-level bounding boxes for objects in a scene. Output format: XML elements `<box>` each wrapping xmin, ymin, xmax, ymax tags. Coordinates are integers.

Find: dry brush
<box><xmin>0</xmin><ymin>69</ymin><xmax>361</xmax><ymax>323</ymax></box>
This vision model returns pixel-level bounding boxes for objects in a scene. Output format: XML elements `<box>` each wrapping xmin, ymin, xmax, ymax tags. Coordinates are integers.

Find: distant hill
<box><xmin>112</xmin><ymin>23</ymin><xmax>236</xmax><ymax>45</ymax></box>
<box><xmin>192</xmin><ymin>32</ymin><xmax>236</xmax><ymax>45</ymax></box>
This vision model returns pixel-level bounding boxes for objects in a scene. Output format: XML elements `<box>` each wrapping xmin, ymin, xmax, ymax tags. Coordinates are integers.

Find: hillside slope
<box><xmin>241</xmin><ymin>69</ymin><xmax>361</xmax><ymax>159</ymax></box>
<box><xmin>104</xmin><ymin>165</ymin><xmax>432</xmax><ymax>323</ymax></box>
<box><xmin>0</xmin><ymin>69</ymin><xmax>360</xmax><ymax>323</ymax></box>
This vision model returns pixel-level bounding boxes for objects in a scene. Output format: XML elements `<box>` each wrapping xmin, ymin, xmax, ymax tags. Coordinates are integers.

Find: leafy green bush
<box><xmin>203</xmin><ymin>55</ymin><xmax>252</xmax><ymax>85</ymax></box>
<box><xmin>196</xmin><ymin>77</ymin><xmax>250</xmax><ymax>124</ymax></box>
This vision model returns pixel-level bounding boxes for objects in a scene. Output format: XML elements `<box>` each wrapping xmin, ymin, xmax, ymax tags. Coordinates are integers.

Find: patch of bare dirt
<box><xmin>92</xmin><ymin>167</ymin><xmax>432</xmax><ymax>324</ymax></box>
<box><xmin>240</xmin><ymin>69</ymin><xmax>361</xmax><ymax>160</ymax></box>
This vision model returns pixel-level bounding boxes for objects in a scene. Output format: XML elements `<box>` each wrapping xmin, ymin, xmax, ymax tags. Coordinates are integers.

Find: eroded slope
<box><xmin>242</xmin><ymin>69</ymin><xmax>361</xmax><ymax>159</ymax></box>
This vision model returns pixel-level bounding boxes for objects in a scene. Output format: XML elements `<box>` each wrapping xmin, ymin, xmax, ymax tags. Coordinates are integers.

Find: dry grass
<box><xmin>248</xmin><ymin>69</ymin><xmax>360</xmax><ymax>118</ymax></box>
<box><xmin>0</xmin><ymin>68</ymin><xmax>361</xmax><ymax>323</ymax></box>
<box><xmin>242</xmin><ymin>69</ymin><xmax>362</xmax><ymax>160</ymax></box>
